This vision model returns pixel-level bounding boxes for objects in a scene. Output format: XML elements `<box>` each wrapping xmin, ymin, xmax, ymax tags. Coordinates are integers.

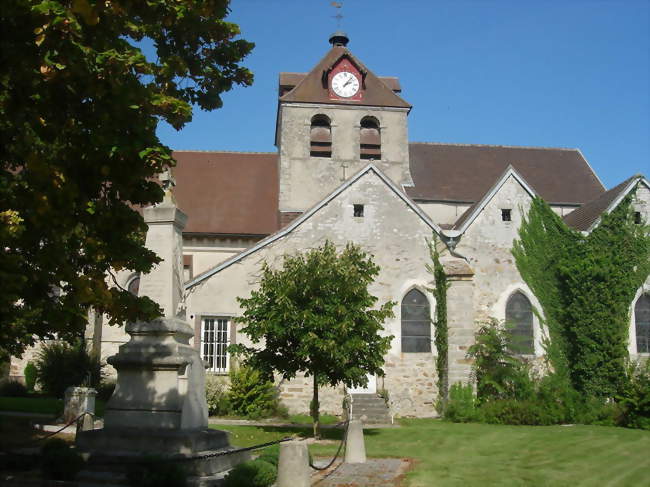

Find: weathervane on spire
<box><xmin>331</xmin><ymin>1</ymin><xmax>343</xmax><ymax>29</ymax></box>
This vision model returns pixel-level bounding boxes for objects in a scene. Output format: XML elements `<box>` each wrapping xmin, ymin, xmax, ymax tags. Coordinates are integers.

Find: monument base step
<box><xmin>77</xmin><ymin>427</ymin><xmax>230</xmax><ymax>456</ymax></box>
<box><xmin>76</xmin><ymin>427</ymin><xmax>249</xmax><ymax>479</ymax></box>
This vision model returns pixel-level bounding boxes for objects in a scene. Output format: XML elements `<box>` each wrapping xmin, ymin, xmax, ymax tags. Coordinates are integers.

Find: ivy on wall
<box><xmin>512</xmin><ymin>193</ymin><xmax>649</xmax><ymax>397</ymax></box>
<box><xmin>427</xmin><ymin>237</ymin><xmax>450</xmax><ymax>406</ymax></box>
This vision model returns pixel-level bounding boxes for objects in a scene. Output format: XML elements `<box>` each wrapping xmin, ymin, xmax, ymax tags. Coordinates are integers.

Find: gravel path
<box><xmin>311</xmin><ymin>458</ymin><xmax>412</xmax><ymax>487</ymax></box>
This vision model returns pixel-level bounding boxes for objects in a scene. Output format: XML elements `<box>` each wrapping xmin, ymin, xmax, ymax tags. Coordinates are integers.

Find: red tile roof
<box><xmin>279</xmin><ymin>46</ymin><xmax>411</xmax><ymax>109</ymax></box>
<box><xmin>172</xmin><ymin>151</ymin><xmax>279</xmax><ymax>235</ymax></box>
<box><xmin>171</xmin><ymin>144</ymin><xmax>608</xmax><ymax>236</ymax></box>
<box><xmin>407</xmin><ymin>143</ymin><xmax>605</xmax><ymax>205</ymax></box>
<box><xmin>562</xmin><ymin>175</ymin><xmax>640</xmax><ymax>231</ymax></box>
<box><xmin>279</xmin><ymin>72</ymin><xmax>402</xmax><ymax>96</ymax></box>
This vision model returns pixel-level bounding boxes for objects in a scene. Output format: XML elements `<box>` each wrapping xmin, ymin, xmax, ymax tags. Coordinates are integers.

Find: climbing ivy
<box><xmin>427</xmin><ymin>237</ymin><xmax>450</xmax><ymax>406</ymax></box>
<box><xmin>512</xmin><ymin>192</ymin><xmax>649</xmax><ymax>397</ymax></box>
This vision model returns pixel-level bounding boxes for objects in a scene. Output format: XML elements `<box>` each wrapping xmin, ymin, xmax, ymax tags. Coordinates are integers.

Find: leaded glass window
<box><xmin>635</xmin><ymin>294</ymin><xmax>650</xmax><ymax>354</ymax></box>
<box><xmin>201</xmin><ymin>317</ymin><xmax>229</xmax><ymax>373</ymax></box>
<box><xmin>401</xmin><ymin>289</ymin><xmax>431</xmax><ymax>353</ymax></box>
<box><xmin>506</xmin><ymin>292</ymin><xmax>534</xmax><ymax>355</ymax></box>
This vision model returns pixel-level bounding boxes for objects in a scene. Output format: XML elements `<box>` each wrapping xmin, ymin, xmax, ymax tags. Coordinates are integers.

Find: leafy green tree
<box><xmin>1</xmin><ymin>1</ymin><xmax>253</xmax><ymax>356</ymax></box>
<box><xmin>232</xmin><ymin>241</ymin><xmax>394</xmax><ymax>438</ymax></box>
<box><xmin>513</xmin><ymin>194</ymin><xmax>649</xmax><ymax>397</ymax></box>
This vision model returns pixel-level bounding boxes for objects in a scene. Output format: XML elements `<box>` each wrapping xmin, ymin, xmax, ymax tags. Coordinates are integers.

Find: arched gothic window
<box><xmin>310</xmin><ymin>115</ymin><xmax>331</xmax><ymax>158</ymax></box>
<box><xmin>401</xmin><ymin>289</ymin><xmax>431</xmax><ymax>353</ymax></box>
<box><xmin>505</xmin><ymin>292</ymin><xmax>534</xmax><ymax>354</ymax></box>
<box><xmin>635</xmin><ymin>294</ymin><xmax>650</xmax><ymax>353</ymax></box>
<box><xmin>359</xmin><ymin>117</ymin><xmax>381</xmax><ymax>160</ymax></box>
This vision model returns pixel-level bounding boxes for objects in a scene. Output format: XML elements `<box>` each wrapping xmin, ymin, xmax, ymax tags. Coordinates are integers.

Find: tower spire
<box><xmin>329</xmin><ymin>2</ymin><xmax>349</xmax><ymax>46</ymax></box>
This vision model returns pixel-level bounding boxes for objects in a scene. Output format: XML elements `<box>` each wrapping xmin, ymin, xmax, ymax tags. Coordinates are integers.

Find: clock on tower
<box><xmin>328</xmin><ymin>57</ymin><xmax>363</xmax><ymax>101</ymax></box>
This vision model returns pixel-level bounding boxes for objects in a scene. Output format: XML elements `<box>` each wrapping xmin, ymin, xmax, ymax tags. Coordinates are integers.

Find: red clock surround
<box><xmin>328</xmin><ymin>58</ymin><xmax>363</xmax><ymax>101</ymax></box>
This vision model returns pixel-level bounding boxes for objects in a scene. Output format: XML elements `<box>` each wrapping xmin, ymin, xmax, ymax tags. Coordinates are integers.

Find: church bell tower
<box><xmin>276</xmin><ymin>33</ymin><xmax>413</xmax><ymax>225</ymax></box>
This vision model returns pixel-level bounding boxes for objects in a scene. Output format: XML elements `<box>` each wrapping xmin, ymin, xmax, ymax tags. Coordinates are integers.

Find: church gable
<box><xmin>186</xmin><ymin>164</ymin><xmax>443</xmax><ymax>292</ymax></box>
<box><xmin>453</xmin><ymin>166</ymin><xmax>536</xmax><ymax>235</ymax></box>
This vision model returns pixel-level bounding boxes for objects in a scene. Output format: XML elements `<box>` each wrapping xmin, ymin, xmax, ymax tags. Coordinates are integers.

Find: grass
<box><xmin>0</xmin><ymin>396</ymin><xmax>63</xmax><ymax>416</ymax></box>
<box><xmin>211</xmin><ymin>419</ymin><xmax>650</xmax><ymax>486</ymax></box>
<box><xmin>287</xmin><ymin>413</ymin><xmax>339</xmax><ymax>425</ymax></box>
<box><xmin>0</xmin><ymin>396</ymin><xmax>106</xmax><ymax>417</ymax></box>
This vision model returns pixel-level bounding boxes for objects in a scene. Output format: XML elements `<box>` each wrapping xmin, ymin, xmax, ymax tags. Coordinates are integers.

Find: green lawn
<box><xmin>0</xmin><ymin>396</ymin><xmax>106</xmax><ymax>417</ymax></box>
<box><xmin>211</xmin><ymin>419</ymin><xmax>650</xmax><ymax>487</ymax></box>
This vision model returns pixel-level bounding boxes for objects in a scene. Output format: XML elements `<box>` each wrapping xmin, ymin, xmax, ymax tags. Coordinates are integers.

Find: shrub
<box><xmin>205</xmin><ymin>374</ymin><xmax>230</xmax><ymax>416</ymax></box>
<box><xmin>0</xmin><ymin>380</ymin><xmax>28</xmax><ymax>397</ymax></box>
<box><xmin>617</xmin><ymin>360</ymin><xmax>650</xmax><ymax>430</ymax></box>
<box><xmin>125</xmin><ymin>457</ymin><xmax>187</xmax><ymax>487</ymax></box>
<box><xmin>23</xmin><ymin>362</ymin><xmax>37</xmax><ymax>392</ymax></box>
<box><xmin>478</xmin><ymin>399</ymin><xmax>557</xmax><ymax>426</ymax></box>
<box><xmin>34</xmin><ymin>340</ymin><xmax>104</xmax><ymax>397</ymax></box>
<box><xmin>255</xmin><ymin>445</ymin><xmax>280</xmax><ymax>467</ymax></box>
<box><xmin>228</xmin><ymin>366</ymin><xmax>282</xmax><ymax>419</ymax></box>
<box><xmin>223</xmin><ymin>458</ymin><xmax>277</xmax><ymax>487</ymax></box>
<box><xmin>467</xmin><ymin>319</ymin><xmax>535</xmax><ymax>403</ymax></box>
<box><xmin>443</xmin><ymin>382</ymin><xmax>477</xmax><ymax>423</ymax></box>
<box><xmin>40</xmin><ymin>438</ymin><xmax>85</xmax><ymax>481</ymax></box>
<box><xmin>465</xmin><ymin>320</ymin><xmax>620</xmax><ymax>427</ymax></box>
<box><xmin>96</xmin><ymin>380</ymin><xmax>117</xmax><ymax>402</ymax></box>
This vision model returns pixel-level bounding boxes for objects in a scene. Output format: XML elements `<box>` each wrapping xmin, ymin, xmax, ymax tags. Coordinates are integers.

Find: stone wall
<box><xmin>278</xmin><ymin>104</ymin><xmax>412</xmax><ymax>213</ymax></box>
<box><xmin>455</xmin><ymin>175</ymin><xmax>546</xmax><ymax>355</ymax></box>
<box><xmin>418</xmin><ymin>201</ymin><xmax>472</xmax><ymax>226</ymax></box>
<box><xmin>277</xmin><ymin>374</ymin><xmax>345</xmax><ymax>416</ymax></box>
<box><xmin>186</xmin><ymin>168</ymin><xmax>452</xmax><ymax>416</ymax></box>
<box><xmin>382</xmin><ymin>353</ymin><xmax>438</xmax><ymax>418</ymax></box>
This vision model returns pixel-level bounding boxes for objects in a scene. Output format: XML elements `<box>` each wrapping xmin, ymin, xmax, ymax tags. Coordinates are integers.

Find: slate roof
<box><xmin>172</xmin><ymin>151</ymin><xmax>278</xmax><ymax>236</ymax></box>
<box><xmin>562</xmin><ymin>175</ymin><xmax>642</xmax><ymax>231</ymax></box>
<box><xmin>407</xmin><ymin>143</ymin><xmax>605</xmax><ymax>205</ymax></box>
<box><xmin>279</xmin><ymin>46</ymin><xmax>411</xmax><ymax>109</ymax></box>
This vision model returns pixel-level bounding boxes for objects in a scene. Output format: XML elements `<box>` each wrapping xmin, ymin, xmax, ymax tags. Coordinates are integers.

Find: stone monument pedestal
<box><xmin>76</xmin><ymin>185</ymin><xmax>247</xmax><ymax>486</ymax></box>
<box><xmin>76</xmin><ymin>316</ymin><xmax>248</xmax><ymax>484</ymax></box>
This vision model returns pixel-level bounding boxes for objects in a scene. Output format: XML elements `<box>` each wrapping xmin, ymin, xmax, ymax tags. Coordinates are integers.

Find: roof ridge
<box><xmin>172</xmin><ymin>150</ymin><xmax>277</xmax><ymax>155</ymax></box>
<box><xmin>409</xmin><ymin>141</ymin><xmax>580</xmax><ymax>151</ymax></box>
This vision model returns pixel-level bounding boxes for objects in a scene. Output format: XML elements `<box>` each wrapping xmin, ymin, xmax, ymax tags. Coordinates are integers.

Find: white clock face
<box><xmin>331</xmin><ymin>71</ymin><xmax>360</xmax><ymax>98</ymax></box>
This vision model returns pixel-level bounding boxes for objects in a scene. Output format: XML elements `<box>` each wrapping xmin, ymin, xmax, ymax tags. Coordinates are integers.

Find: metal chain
<box><xmin>2</xmin><ymin>411</ymin><xmax>93</xmax><ymax>452</ymax></box>
<box><xmin>3</xmin><ymin>412</ymin><xmax>348</xmax><ymax>472</ymax></box>
<box><xmin>88</xmin><ymin>436</ymin><xmax>295</xmax><ymax>466</ymax></box>
<box><xmin>169</xmin><ymin>436</ymin><xmax>294</xmax><ymax>462</ymax></box>
<box><xmin>308</xmin><ymin>419</ymin><xmax>349</xmax><ymax>471</ymax></box>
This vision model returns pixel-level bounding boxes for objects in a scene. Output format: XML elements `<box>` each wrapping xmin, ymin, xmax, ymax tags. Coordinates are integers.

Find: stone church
<box><xmin>12</xmin><ymin>33</ymin><xmax>650</xmax><ymax>417</ymax></box>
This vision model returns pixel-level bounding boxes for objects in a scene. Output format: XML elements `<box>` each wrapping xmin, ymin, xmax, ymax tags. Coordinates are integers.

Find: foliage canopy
<box><xmin>512</xmin><ymin>194</ymin><xmax>649</xmax><ymax>396</ymax></box>
<box><xmin>0</xmin><ymin>0</ymin><xmax>253</xmax><ymax>356</ymax></box>
<box><xmin>232</xmin><ymin>241</ymin><xmax>394</xmax><ymax>436</ymax></box>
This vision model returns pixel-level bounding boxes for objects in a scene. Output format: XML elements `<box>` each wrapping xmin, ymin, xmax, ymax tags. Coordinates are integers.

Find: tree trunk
<box><xmin>312</xmin><ymin>375</ymin><xmax>320</xmax><ymax>439</ymax></box>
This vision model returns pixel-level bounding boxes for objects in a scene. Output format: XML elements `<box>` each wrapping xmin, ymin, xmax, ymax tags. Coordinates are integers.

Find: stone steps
<box><xmin>349</xmin><ymin>394</ymin><xmax>391</xmax><ymax>424</ymax></box>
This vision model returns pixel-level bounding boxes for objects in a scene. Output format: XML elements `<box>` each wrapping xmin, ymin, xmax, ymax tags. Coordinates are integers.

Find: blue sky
<box><xmin>156</xmin><ymin>0</ymin><xmax>649</xmax><ymax>189</ymax></box>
